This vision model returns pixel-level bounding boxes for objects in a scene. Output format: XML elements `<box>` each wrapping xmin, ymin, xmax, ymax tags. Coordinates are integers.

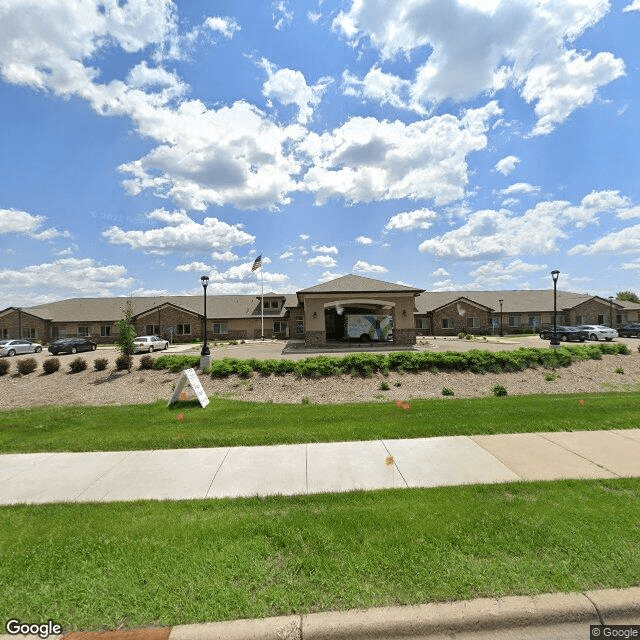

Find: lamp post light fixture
<box><xmin>609</xmin><ymin>296</ymin><xmax>614</xmax><ymax>328</ymax></box>
<box><xmin>200</xmin><ymin>275</ymin><xmax>211</xmax><ymax>368</ymax></box>
<box><xmin>550</xmin><ymin>270</ymin><xmax>560</xmax><ymax>347</ymax></box>
<box><xmin>498</xmin><ymin>299</ymin><xmax>503</xmax><ymax>337</ymax></box>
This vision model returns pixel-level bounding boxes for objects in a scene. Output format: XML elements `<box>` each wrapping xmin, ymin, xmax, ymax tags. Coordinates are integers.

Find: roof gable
<box><xmin>298</xmin><ymin>274</ymin><xmax>424</xmax><ymax>295</ymax></box>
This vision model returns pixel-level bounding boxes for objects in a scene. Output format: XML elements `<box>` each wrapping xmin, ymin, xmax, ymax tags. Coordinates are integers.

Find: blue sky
<box><xmin>2</xmin><ymin>0</ymin><xmax>640</xmax><ymax>307</ymax></box>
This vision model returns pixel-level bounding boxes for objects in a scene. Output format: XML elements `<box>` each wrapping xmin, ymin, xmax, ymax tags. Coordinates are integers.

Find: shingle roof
<box><xmin>297</xmin><ymin>274</ymin><xmax>424</xmax><ymax>295</ymax></box>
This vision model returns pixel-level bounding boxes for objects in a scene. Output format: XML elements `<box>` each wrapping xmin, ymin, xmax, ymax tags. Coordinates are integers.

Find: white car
<box><xmin>578</xmin><ymin>325</ymin><xmax>618</xmax><ymax>341</ymax></box>
<box><xmin>133</xmin><ymin>335</ymin><xmax>169</xmax><ymax>353</ymax></box>
<box><xmin>0</xmin><ymin>339</ymin><xmax>43</xmax><ymax>356</ymax></box>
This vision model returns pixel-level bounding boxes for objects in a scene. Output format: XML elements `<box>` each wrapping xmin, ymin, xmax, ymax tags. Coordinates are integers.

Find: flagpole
<box><xmin>260</xmin><ymin>263</ymin><xmax>264</xmax><ymax>341</ymax></box>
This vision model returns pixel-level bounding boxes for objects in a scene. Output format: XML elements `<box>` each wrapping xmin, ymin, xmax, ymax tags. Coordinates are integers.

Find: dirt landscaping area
<box><xmin>0</xmin><ymin>337</ymin><xmax>639</xmax><ymax>409</ymax></box>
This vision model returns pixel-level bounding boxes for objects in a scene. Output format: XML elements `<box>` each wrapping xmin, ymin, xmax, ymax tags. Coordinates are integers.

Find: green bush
<box><xmin>379</xmin><ymin>381</ymin><xmax>390</xmax><ymax>391</ymax></box>
<box><xmin>139</xmin><ymin>355</ymin><xmax>155</xmax><ymax>370</ymax></box>
<box><xmin>442</xmin><ymin>387</ymin><xmax>454</xmax><ymax>396</ymax></box>
<box><xmin>69</xmin><ymin>357</ymin><xmax>87</xmax><ymax>374</ymax></box>
<box><xmin>115</xmin><ymin>354</ymin><xmax>132</xmax><ymax>371</ymax></box>
<box><xmin>492</xmin><ymin>384</ymin><xmax>508</xmax><ymax>397</ymax></box>
<box><xmin>94</xmin><ymin>358</ymin><xmax>109</xmax><ymax>371</ymax></box>
<box><xmin>615</xmin><ymin>367</ymin><xmax>624</xmax><ymax>374</ymax></box>
<box><xmin>153</xmin><ymin>354</ymin><xmax>200</xmax><ymax>372</ymax></box>
<box><xmin>17</xmin><ymin>358</ymin><xmax>38</xmax><ymax>375</ymax></box>
<box><xmin>0</xmin><ymin>360</ymin><xmax>10</xmax><ymax>376</ymax></box>
<box><xmin>42</xmin><ymin>358</ymin><xmax>60</xmax><ymax>375</ymax></box>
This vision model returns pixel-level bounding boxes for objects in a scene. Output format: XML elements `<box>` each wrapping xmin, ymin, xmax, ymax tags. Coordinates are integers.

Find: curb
<box><xmin>5</xmin><ymin>587</ymin><xmax>636</xmax><ymax>640</ymax></box>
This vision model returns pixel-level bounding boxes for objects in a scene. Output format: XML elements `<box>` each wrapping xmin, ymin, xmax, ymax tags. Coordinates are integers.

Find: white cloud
<box><xmin>0</xmin><ymin>258</ymin><xmax>135</xmax><ymax>305</ymax></box>
<box><xmin>312</xmin><ymin>244</ymin><xmax>339</xmax><ymax>254</ymax></box>
<box><xmin>334</xmin><ymin>0</ymin><xmax>624</xmax><ymax>134</ymax></box>
<box><xmin>212</xmin><ymin>251</ymin><xmax>239</xmax><ymax>262</ymax></box>
<box><xmin>300</xmin><ymin>101</ymin><xmax>502</xmax><ymax>205</ymax></box>
<box><xmin>203</xmin><ymin>16</ymin><xmax>240</xmax><ymax>39</ymax></box>
<box><xmin>175</xmin><ymin>261</ymin><xmax>212</xmax><ymax>273</ymax></box>
<box><xmin>468</xmin><ymin>259</ymin><xmax>546</xmax><ymax>288</ymax></box>
<box><xmin>419</xmin><ymin>190</ymin><xmax>637</xmax><ymax>259</ymax></box>
<box><xmin>623</xmin><ymin>0</ymin><xmax>640</xmax><ymax>11</ymax></box>
<box><xmin>261</xmin><ymin>59</ymin><xmax>331</xmax><ymax>124</ymax></box>
<box><xmin>353</xmin><ymin>260</ymin><xmax>388</xmax><ymax>274</ymax></box>
<box><xmin>0</xmin><ymin>208</ymin><xmax>69</xmax><ymax>240</ymax></box>
<box><xmin>430</xmin><ymin>268</ymin><xmax>449</xmax><ymax>277</ymax></box>
<box><xmin>103</xmin><ymin>212</ymin><xmax>255</xmax><ymax>255</ymax></box>
<box><xmin>299</xmin><ymin>234</ymin><xmax>310</xmax><ymax>240</ymax></box>
<box><xmin>273</xmin><ymin>1</ymin><xmax>293</xmax><ymax>30</ymax></box>
<box><xmin>307</xmin><ymin>11</ymin><xmax>322</xmax><ymax>23</ymax></box>
<box><xmin>569</xmin><ymin>224</ymin><xmax>640</xmax><ymax>256</ymax></box>
<box><xmin>279</xmin><ymin>250</ymin><xmax>294</xmax><ymax>259</ymax></box>
<box><xmin>385</xmin><ymin>208</ymin><xmax>438</xmax><ymax>231</ymax></box>
<box><xmin>499</xmin><ymin>183</ymin><xmax>540</xmax><ymax>196</ymax></box>
<box><xmin>307</xmin><ymin>255</ymin><xmax>337</xmax><ymax>268</ymax></box>
<box><xmin>355</xmin><ymin>236</ymin><xmax>374</xmax><ymax>245</ymax></box>
<box><xmin>342</xmin><ymin>67</ymin><xmax>421</xmax><ymax>114</ymax></box>
<box><xmin>495</xmin><ymin>155</ymin><xmax>520</xmax><ymax>176</ymax></box>
<box><xmin>320</xmin><ymin>270</ymin><xmax>346</xmax><ymax>281</ymax></box>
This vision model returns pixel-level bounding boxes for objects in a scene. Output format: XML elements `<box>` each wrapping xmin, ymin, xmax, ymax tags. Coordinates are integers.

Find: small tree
<box><xmin>115</xmin><ymin>297</ymin><xmax>137</xmax><ymax>371</ymax></box>
<box><xmin>616</xmin><ymin>291</ymin><xmax>640</xmax><ymax>303</ymax></box>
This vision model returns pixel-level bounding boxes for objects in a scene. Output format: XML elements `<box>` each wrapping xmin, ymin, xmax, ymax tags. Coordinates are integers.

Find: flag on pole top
<box><xmin>251</xmin><ymin>255</ymin><xmax>262</xmax><ymax>271</ymax></box>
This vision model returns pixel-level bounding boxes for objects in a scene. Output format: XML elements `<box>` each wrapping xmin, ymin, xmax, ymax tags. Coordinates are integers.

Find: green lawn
<box><xmin>0</xmin><ymin>391</ymin><xmax>639</xmax><ymax>453</ymax></box>
<box><xmin>1</xmin><ymin>478</ymin><xmax>639</xmax><ymax>632</ymax></box>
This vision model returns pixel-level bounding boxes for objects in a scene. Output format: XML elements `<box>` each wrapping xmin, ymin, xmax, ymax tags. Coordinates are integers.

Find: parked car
<box><xmin>539</xmin><ymin>326</ymin><xmax>588</xmax><ymax>342</ymax></box>
<box><xmin>577</xmin><ymin>325</ymin><xmax>618</xmax><ymax>341</ymax></box>
<box><xmin>133</xmin><ymin>335</ymin><xmax>169</xmax><ymax>353</ymax></box>
<box><xmin>617</xmin><ymin>323</ymin><xmax>640</xmax><ymax>338</ymax></box>
<box><xmin>48</xmin><ymin>337</ymin><xmax>97</xmax><ymax>355</ymax></box>
<box><xmin>0</xmin><ymin>339</ymin><xmax>43</xmax><ymax>356</ymax></box>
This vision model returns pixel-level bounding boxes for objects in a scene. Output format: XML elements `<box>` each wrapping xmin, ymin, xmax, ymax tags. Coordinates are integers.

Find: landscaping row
<box><xmin>0</xmin><ymin>354</ymin><xmax>156</xmax><ymax>376</ymax></box>
<box><xmin>153</xmin><ymin>343</ymin><xmax>632</xmax><ymax>376</ymax></box>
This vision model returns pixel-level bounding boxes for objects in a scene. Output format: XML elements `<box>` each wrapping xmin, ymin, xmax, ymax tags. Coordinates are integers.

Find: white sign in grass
<box><xmin>168</xmin><ymin>368</ymin><xmax>209</xmax><ymax>408</ymax></box>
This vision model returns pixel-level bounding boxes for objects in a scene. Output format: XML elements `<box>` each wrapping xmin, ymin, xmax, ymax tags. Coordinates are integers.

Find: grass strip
<box><xmin>1</xmin><ymin>478</ymin><xmax>639</xmax><ymax>631</ymax></box>
<box><xmin>1</xmin><ymin>391</ymin><xmax>639</xmax><ymax>453</ymax></box>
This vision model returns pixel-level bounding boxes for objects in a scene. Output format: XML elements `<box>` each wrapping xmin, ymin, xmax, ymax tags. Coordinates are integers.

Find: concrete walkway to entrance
<box><xmin>1</xmin><ymin>429</ymin><xmax>639</xmax><ymax>505</ymax></box>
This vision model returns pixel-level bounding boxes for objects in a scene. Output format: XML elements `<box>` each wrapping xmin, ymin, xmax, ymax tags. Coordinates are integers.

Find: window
<box><xmin>296</xmin><ymin>320</ymin><xmax>304</xmax><ymax>334</ymax></box>
<box><xmin>51</xmin><ymin>326</ymin><xmax>67</xmax><ymax>338</ymax></box>
<box><xmin>528</xmin><ymin>315</ymin><xmax>541</xmax><ymax>328</ymax></box>
<box><xmin>100</xmin><ymin>326</ymin><xmax>112</xmax><ymax>337</ymax></box>
<box><xmin>508</xmin><ymin>316</ymin><xmax>521</xmax><ymax>327</ymax></box>
<box><xmin>1</xmin><ymin>328</ymin><xmax>7</xmax><ymax>339</ymax></box>
<box><xmin>212</xmin><ymin>323</ymin><xmax>227</xmax><ymax>334</ymax></box>
<box><xmin>22</xmin><ymin>327</ymin><xmax>36</xmax><ymax>339</ymax></box>
<box><xmin>177</xmin><ymin>324</ymin><xmax>191</xmax><ymax>335</ymax></box>
<box><xmin>597</xmin><ymin>314</ymin><xmax>610</xmax><ymax>325</ymax></box>
<box><xmin>415</xmin><ymin>318</ymin><xmax>429</xmax><ymax>329</ymax></box>
<box><xmin>466</xmin><ymin>317</ymin><xmax>480</xmax><ymax>329</ymax></box>
<box><xmin>575</xmin><ymin>315</ymin><xmax>588</xmax><ymax>325</ymax></box>
<box><xmin>616</xmin><ymin>313</ymin><xmax>627</xmax><ymax>324</ymax></box>
<box><xmin>442</xmin><ymin>318</ymin><xmax>454</xmax><ymax>329</ymax></box>
<box><xmin>146</xmin><ymin>324</ymin><xmax>159</xmax><ymax>335</ymax></box>
<box><xmin>273</xmin><ymin>321</ymin><xmax>287</xmax><ymax>333</ymax></box>
<box><xmin>264</xmin><ymin>300</ymin><xmax>279</xmax><ymax>309</ymax></box>
<box><xmin>77</xmin><ymin>326</ymin><xmax>90</xmax><ymax>337</ymax></box>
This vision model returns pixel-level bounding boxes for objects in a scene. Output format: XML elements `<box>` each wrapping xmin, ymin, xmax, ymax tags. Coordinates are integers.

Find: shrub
<box><xmin>42</xmin><ymin>358</ymin><xmax>60</xmax><ymax>375</ymax></box>
<box><xmin>152</xmin><ymin>354</ymin><xmax>200</xmax><ymax>372</ymax></box>
<box><xmin>492</xmin><ymin>384</ymin><xmax>508</xmax><ymax>397</ymax></box>
<box><xmin>17</xmin><ymin>358</ymin><xmax>38</xmax><ymax>375</ymax></box>
<box><xmin>458</xmin><ymin>332</ymin><xmax>466</xmax><ymax>339</ymax></box>
<box><xmin>0</xmin><ymin>360</ymin><xmax>10</xmax><ymax>376</ymax></box>
<box><xmin>301</xmin><ymin>396</ymin><xmax>310</xmax><ymax>405</ymax></box>
<box><xmin>69</xmin><ymin>357</ymin><xmax>87</xmax><ymax>374</ymax></box>
<box><xmin>139</xmin><ymin>354</ymin><xmax>155</xmax><ymax>370</ymax></box>
<box><xmin>442</xmin><ymin>387</ymin><xmax>454</xmax><ymax>396</ymax></box>
<box><xmin>115</xmin><ymin>354</ymin><xmax>133</xmax><ymax>371</ymax></box>
<box><xmin>94</xmin><ymin>358</ymin><xmax>109</xmax><ymax>371</ymax></box>
<box><xmin>615</xmin><ymin>367</ymin><xmax>625</xmax><ymax>374</ymax></box>
<box><xmin>544</xmin><ymin>371</ymin><xmax>559</xmax><ymax>381</ymax></box>
<box><xmin>379</xmin><ymin>381</ymin><xmax>390</xmax><ymax>391</ymax></box>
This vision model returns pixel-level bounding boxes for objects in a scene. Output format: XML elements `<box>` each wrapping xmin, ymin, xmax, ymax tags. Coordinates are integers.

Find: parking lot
<box><xmin>1</xmin><ymin>334</ymin><xmax>638</xmax><ymax>368</ymax></box>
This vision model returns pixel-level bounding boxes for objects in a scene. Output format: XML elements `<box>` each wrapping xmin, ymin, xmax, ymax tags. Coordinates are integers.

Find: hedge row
<box><xmin>152</xmin><ymin>343</ymin><xmax>630</xmax><ymax>378</ymax></box>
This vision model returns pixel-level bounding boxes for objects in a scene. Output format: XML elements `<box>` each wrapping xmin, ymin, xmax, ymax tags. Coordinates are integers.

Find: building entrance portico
<box><xmin>295</xmin><ymin>275</ymin><xmax>425</xmax><ymax>347</ymax></box>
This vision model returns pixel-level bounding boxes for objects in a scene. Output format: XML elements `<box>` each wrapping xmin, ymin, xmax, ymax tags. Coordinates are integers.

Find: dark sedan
<box><xmin>48</xmin><ymin>337</ymin><xmax>97</xmax><ymax>355</ymax></box>
<box><xmin>539</xmin><ymin>326</ymin><xmax>588</xmax><ymax>342</ymax></box>
<box><xmin>618</xmin><ymin>323</ymin><xmax>640</xmax><ymax>338</ymax></box>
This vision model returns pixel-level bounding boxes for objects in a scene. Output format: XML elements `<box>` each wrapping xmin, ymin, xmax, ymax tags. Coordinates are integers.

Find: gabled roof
<box><xmin>297</xmin><ymin>274</ymin><xmax>424</xmax><ymax>296</ymax></box>
<box><xmin>428</xmin><ymin>296</ymin><xmax>494</xmax><ymax>314</ymax></box>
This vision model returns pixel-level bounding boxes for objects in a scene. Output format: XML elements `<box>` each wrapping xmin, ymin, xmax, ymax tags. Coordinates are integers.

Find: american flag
<box><xmin>251</xmin><ymin>255</ymin><xmax>262</xmax><ymax>271</ymax></box>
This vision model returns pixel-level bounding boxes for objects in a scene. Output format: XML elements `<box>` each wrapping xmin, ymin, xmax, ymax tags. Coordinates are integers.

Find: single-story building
<box><xmin>1</xmin><ymin>274</ymin><xmax>639</xmax><ymax>347</ymax></box>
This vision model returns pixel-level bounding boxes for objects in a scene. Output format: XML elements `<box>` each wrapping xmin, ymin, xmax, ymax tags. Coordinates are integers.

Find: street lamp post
<box><xmin>609</xmin><ymin>296</ymin><xmax>614</xmax><ymax>328</ymax></box>
<box><xmin>498</xmin><ymin>299</ymin><xmax>504</xmax><ymax>337</ymax></box>
<box><xmin>551</xmin><ymin>270</ymin><xmax>560</xmax><ymax>347</ymax></box>
<box><xmin>200</xmin><ymin>275</ymin><xmax>211</xmax><ymax>370</ymax></box>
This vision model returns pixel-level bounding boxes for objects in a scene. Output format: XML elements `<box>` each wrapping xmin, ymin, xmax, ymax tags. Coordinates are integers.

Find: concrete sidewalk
<box><xmin>1</xmin><ymin>428</ymin><xmax>639</xmax><ymax>505</ymax></box>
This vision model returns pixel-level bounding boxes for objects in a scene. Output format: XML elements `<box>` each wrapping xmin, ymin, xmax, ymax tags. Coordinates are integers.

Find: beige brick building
<box><xmin>1</xmin><ymin>275</ymin><xmax>639</xmax><ymax>346</ymax></box>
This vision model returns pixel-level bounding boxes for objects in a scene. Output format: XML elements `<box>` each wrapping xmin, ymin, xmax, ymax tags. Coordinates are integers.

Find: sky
<box><xmin>2</xmin><ymin>0</ymin><xmax>640</xmax><ymax>307</ymax></box>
